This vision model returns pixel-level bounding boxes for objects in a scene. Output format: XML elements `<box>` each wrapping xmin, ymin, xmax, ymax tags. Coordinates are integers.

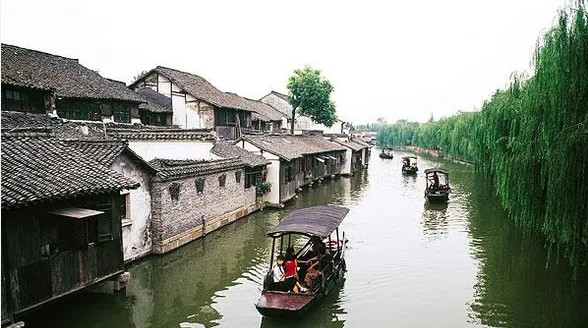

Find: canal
<box><xmin>22</xmin><ymin>151</ymin><xmax>588</xmax><ymax>327</ymax></box>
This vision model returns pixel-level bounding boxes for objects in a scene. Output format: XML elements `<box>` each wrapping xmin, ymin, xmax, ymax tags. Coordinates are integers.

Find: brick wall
<box><xmin>151</xmin><ymin>167</ymin><xmax>259</xmax><ymax>253</ymax></box>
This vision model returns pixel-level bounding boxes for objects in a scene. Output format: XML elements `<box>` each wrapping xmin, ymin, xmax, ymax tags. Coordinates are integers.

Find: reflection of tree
<box><xmin>466</xmin><ymin>177</ymin><xmax>588</xmax><ymax>327</ymax></box>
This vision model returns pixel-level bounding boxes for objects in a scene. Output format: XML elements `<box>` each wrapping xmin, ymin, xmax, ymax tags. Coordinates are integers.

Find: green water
<box><xmin>22</xmin><ymin>151</ymin><xmax>588</xmax><ymax>327</ymax></box>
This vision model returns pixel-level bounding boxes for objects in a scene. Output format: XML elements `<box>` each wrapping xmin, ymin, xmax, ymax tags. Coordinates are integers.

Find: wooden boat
<box><xmin>379</xmin><ymin>147</ymin><xmax>394</xmax><ymax>159</ymax></box>
<box><xmin>424</xmin><ymin>168</ymin><xmax>450</xmax><ymax>201</ymax></box>
<box><xmin>401</xmin><ymin>156</ymin><xmax>418</xmax><ymax>174</ymax></box>
<box><xmin>255</xmin><ymin>205</ymin><xmax>349</xmax><ymax>318</ymax></box>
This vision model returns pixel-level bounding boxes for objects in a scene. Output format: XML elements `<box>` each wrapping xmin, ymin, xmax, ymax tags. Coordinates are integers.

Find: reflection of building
<box><xmin>1</xmin><ymin>132</ymin><xmax>138</xmax><ymax>324</ymax></box>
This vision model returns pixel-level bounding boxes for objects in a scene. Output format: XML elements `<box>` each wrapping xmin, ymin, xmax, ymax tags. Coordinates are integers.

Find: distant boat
<box><xmin>424</xmin><ymin>168</ymin><xmax>450</xmax><ymax>201</ymax></box>
<box><xmin>401</xmin><ymin>156</ymin><xmax>418</xmax><ymax>174</ymax></box>
<box><xmin>379</xmin><ymin>147</ymin><xmax>393</xmax><ymax>159</ymax></box>
<box><xmin>255</xmin><ymin>205</ymin><xmax>349</xmax><ymax>318</ymax></box>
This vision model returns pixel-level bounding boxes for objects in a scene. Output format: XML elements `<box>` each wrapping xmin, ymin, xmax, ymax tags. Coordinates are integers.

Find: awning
<box><xmin>316</xmin><ymin>157</ymin><xmax>325</xmax><ymax>163</ymax></box>
<box><xmin>47</xmin><ymin>207</ymin><xmax>105</xmax><ymax>219</ymax></box>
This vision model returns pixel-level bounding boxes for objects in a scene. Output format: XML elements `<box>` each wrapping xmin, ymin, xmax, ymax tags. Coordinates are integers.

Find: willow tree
<box><xmin>286</xmin><ymin>66</ymin><xmax>337</xmax><ymax>135</ymax></box>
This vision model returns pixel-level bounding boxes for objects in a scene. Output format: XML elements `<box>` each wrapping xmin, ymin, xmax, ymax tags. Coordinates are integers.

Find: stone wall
<box><xmin>151</xmin><ymin>167</ymin><xmax>259</xmax><ymax>254</ymax></box>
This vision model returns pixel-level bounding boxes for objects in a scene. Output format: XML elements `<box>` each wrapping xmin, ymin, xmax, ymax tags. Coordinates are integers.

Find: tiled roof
<box><xmin>351</xmin><ymin>137</ymin><xmax>372</xmax><ymax>148</ymax></box>
<box><xmin>1</xmin><ymin>44</ymin><xmax>144</xmax><ymax>102</ymax></box>
<box><xmin>211</xmin><ymin>142</ymin><xmax>270</xmax><ymax>167</ymax></box>
<box><xmin>106</xmin><ymin>127</ymin><xmax>216</xmax><ymax>140</ymax></box>
<box><xmin>64</xmin><ymin>140</ymin><xmax>128</xmax><ymax>165</ymax></box>
<box><xmin>1</xmin><ymin>134</ymin><xmax>139</xmax><ymax>209</ymax></box>
<box><xmin>1</xmin><ymin>111</ymin><xmax>111</xmax><ymax>140</ymax></box>
<box><xmin>136</xmin><ymin>87</ymin><xmax>172</xmax><ymax>113</ymax></box>
<box><xmin>260</xmin><ymin>91</ymin><xmax>292</xmax><ymax>116</ymax></box>
<box><xmin>149</xmin><ymin>158</ymin><xmax>244</xmax><ymax>181</ymax></box>
<box><xmin>331</xmin><ymin>138</ymin><xmax>365</xmax><ymax>151</ymax></box>
<box><xmin>66</xmin><ymin>139</ymin><xmax>158</xmax><ymax>173</ymax></box>
<box><xmin>225</xmin><ymin>92</ymin><xmax>285</xmax><ymax>122</ymax></box>
<box><xmin>135</xmin><ymin>66</ymin><xmax>252</xmax><ymax>112</ymax></box>
<box><xmin>242</xmin><ymin>135</ymin><xmax>346</xmax><ymax>161</ymax></box>
<box><xmin>1</xmin><ymin>111</ymin><xmax>214</xmax><ymax>141</ymax></box>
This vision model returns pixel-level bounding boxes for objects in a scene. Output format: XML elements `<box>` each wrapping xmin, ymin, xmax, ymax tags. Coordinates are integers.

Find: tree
<box><xmin>132</xmin><ymin>70</ymin><xmax>149</xmax><ymax>83</ymax></box>
<box><xmin>286</xmin><ymin>66</ymin><xmax>337</xmax><ymax>134</ymax></box>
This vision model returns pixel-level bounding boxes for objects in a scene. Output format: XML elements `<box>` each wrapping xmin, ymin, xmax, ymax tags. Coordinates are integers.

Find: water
<box><xmin>22</xmin><ymin>151</ymin><xmax>588</xmax><ymax>327</ymax></box>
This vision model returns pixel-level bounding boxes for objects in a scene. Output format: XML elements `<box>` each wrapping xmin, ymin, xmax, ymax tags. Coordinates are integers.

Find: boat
<box><xmin>255</xmin><ymin>205</ymin><xmax>349</xmax><ymax>318</ymax></box>
<box><xmin>401</xmin><ymin>156</ymin><xmax>418</xmax><ymax>174</ymax></box>
<box><xmin>424</xmin><ymin>168</ymin><xmax>450</xmax><ymax>201</ymax></box>
<box><xmin>379</xmin><ymin>147</ymin><xmax>394</xmax><ymax>159</ymax></box>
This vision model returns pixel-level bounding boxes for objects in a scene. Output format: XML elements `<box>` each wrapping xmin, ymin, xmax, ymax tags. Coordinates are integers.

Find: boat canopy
<box><xmin>402</xmin><ymin>156</ymin><xmax>417</xmax><ymax>159</ymax></box>
<box><xmin>267</xmin><ymin>205</ymin><xmax>350</xmax><ymax>238</ymax></box>
<box><xmin>424</xmin><ymin>168</ymin><xmax>448</xmax><ymax>174</ymax></box>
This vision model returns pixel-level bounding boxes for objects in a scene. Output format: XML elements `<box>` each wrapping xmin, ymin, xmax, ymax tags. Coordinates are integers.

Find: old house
<box><xmin>148</xmin><ymin>158</ymin><xmax>260</xmax><ymax>254</ymax></box>
<box><xmin>235</xmin><ymin>135</ymin><xmax>346</xmax><ymax>207</ymax></box>
<box><xmin>135</xmin><ymin>87</ymin><xmax>173</xmax><ymax>126</ymax></box>
<box><xmin>106</xmin><ymin>126</ymin><xmax>218</xmax><ymax>161</ymax></box>
<box><xmin>1</xmin><ymin>44</ymin><xmax>144</xmax><ymax>124</ymax></box>
<box><xmin>65</xmin><ymin>140</ymin><xmax>158</xmax><ymax>262</ymax></box>
<box><xmin>129</xmin><ymin>66</ymin><xmax>254</xmax><ymax>139</ymax></box>
<box><xmin>210</xmin><ymin>141</ymin><xmax>270</xmax><ymax>191</ymax></box>
<box><xmin>330</xmin><ymin>137</ymin><xmax>371</xmax><ymax>175</ymax></box>
<box><xmin>236</xmin><ymin>95</ymin><xmax>285</xmax><ymax>132</ymax></box>
<box><xmin>260</xmin><ymin>90</ymin><xmax>347</xmax><ymax>134</ymax></box>
<box><xmin>0</xmin><ymin>132</ymin><xmax>139</xmax><ymax>324</ymax></box>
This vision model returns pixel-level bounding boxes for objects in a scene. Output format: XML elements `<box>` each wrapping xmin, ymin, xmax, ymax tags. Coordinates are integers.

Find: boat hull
<box><xmin>425</xmin><ymin>189</ymin><xmax>450</xmax><ymax>201</ymax></box>
<box><xmin>402</xmin><ymin>166</ymin><xmax>418</xmax><ymax>174</ymax></box>
<box><xmin>379</xmin><ymin>154</ymin><xmax>393</xmax><ymax>159</ymax></box>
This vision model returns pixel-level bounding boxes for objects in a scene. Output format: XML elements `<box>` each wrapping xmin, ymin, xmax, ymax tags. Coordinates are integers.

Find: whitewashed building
<box><xmin>260</xmin><ymin>91</ymin><xmax>347</xmax><ymax>135</ymax></box>
<box><xmin>130</xmin><ymin>66</ymin><xmax>254</xmax><ymax>140</ymax></box>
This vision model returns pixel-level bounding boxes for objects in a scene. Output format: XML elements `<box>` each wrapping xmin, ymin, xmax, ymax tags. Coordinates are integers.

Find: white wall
<box><xmin>111</xmin><ymin>152</ymin><xmax>153</xmax><ymax>262</ymax></box>
<box><xmin>157</xmin><ymin>74</ymin><xmax>172</xmax><ymax>97</ymax></box>
<box><xmin>129</xmin><ymin>140</ymin><xmax>214</xmax><ymax>161</ymax></box>
<box><xmin>172</xmin><ymin>93</ymin><xmax>187</xmax><ymax>128</ymax></box>
<box><xmin>342</xmin><ymin>148</ymin><xmax>352</xmax><ymax>174</ymax></box>
<box><xmin>237</xmin><ymin>140</ymin><xmax>282</xmax><ymax>205</ymax></box>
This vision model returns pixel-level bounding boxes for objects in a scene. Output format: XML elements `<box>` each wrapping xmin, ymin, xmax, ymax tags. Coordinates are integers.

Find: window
<box><xmin>195</xmin><ymin>178</ymin><xmax>205</xmax><ymax>194</ymax></box>
<box><xmin>245</xmin><ymin>172</ymin><xmax>257</xmax><ymax>188</ymax></box>
<box><xmin>113</xmin><ymin>102</ymin><xmax>131</xmax><ymax>123</ymax></box>
<box><xmin>235</xmin><ymin>171</ymin><xmax>242</xmax><ymax>184</ymax></box>
<box><xmin>169</xmin><ymin>183</ymin><xmax>181</xmax><ymax>201</ymax></box>
<box><xmin>56</xmin><ymin>99</ymin><xmax>101</xmax><ymax>121</ymax></box>
<box><xmin>285</xmin><ymin>165</ymin><xmax>293</xmax><ymax>183</ymax></box>
<box><xmin>1</xmin><ymin>88</ymin><xmax>44</xmax><ymax>113</ymax></box>
<box><xmin>218</xmin><ymin>174</ymin><xmax>227</xmax><ymax>187</ymax></box>
<box><xmin>119</xmin><ymin>192</ymin><xmax>132</xmax><ymax>226</ymax></box>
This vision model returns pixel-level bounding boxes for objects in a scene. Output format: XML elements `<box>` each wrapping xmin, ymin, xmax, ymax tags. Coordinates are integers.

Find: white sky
<box><xmin>1</xmin><ymin>0</ymin><xmax>566</xmax><ymax>124</ymax></box>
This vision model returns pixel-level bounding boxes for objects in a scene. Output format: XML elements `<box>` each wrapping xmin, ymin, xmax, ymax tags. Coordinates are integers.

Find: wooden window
<box><xmin>113</xmin><ymin>103</ymin><xmax>131</xmax><ymax>123</ymax></box>
<box><xmin>195</xmin><ymin>178</ymin><xmax>205</xmax><ymax>194</ymax></box>
<box><xmin>1</xmin><ymin>88</ymin><xmax>44</xmax><ymax>113</ymax></box>
<box><xmin>218</xmin><ymin>174</ymin><xmax>227</xmax><ymax>187</ymax></box>
<box><xmin>56</xmin><ymin>99</ymin><xmax>101</xmax><ymax>121</ymax></box>
<box><xmin>235</xmin><ymin>171</ymin><xmax>242</xmax><ymax>184</ymax></box>
<box><xmin>169</xmin><ymin>183</ymin><xmax>181</xmax><ymax>201</ymax></box>
<box><xmin>245</xmin><ymin>172</ymin><xmax>257</xmax><ymax>188</ymax></box>
<box><xmin>285</xmin><ymin>165</ymin><xmax>293</xmax><ymax>183</ymax></box>
<box><xmin>119</xmin><ymin>192</ymin><xmax>132</xmax><ymax>226</ymax></box>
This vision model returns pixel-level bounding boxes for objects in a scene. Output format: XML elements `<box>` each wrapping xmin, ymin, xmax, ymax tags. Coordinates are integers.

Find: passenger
<box><xmin>284</xmin><ymin>246</ymin><xmax>299</xmax><ymax>279</ymax></box>
<box><xmin>271</xmin><ymin>255</ymin><xmax>306</xmax><ymax>293</ymax></box>
<box><xmin>303</xmin><ymin>244</ymin><xmax>329</xmax><ymax>288</ymax></box>
<box><xmin>431</xmin><ymin>172</ymin><xmax>439</xmax><ymax>190</ymax></box>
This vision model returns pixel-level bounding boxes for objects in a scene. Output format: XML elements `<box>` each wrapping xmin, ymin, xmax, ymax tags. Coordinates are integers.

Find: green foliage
<box><xmin>287</xmin><ymin>66</ymin><xmax>337</xmax><ymax>133</ymax></box>
<box><xmin>256</xmin><ymin>181</ymin><xmax>272</xmax><ymax>196</ymax></box>
<box><xmin>378</xmin><ymin>1</ymin><xmax>588</xmax><ymax>276</ymax></box>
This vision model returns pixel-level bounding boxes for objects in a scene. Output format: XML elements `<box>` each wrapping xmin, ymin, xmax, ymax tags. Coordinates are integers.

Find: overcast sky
<box><xmin>1</xmin><ymin>0</ymin><xmax>566</xmax><ymax>124</ymax></box>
